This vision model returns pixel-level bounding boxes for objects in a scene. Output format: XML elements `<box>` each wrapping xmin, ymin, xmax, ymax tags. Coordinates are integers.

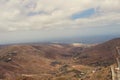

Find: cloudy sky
<box><xmin>0</xmin><ymin>0</ymin><xmax>120</xmax><ymax>44</ymax></box>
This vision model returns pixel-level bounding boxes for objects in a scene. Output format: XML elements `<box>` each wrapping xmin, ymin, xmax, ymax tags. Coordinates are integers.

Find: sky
<box><xmin>0</xmin><ymin>0</ymin><xmax>120</xmax><ymax>44</ymax></box>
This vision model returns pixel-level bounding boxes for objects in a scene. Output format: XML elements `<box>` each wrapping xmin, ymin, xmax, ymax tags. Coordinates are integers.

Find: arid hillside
<box><xmin>75</xmin><ymin>38</ymin><xmax>120</xmax><ymax>66</ymax></box>
<box><xmin>0</xmin><ymin>38</ymin><xmax>119</xmax><ymax>80</ymax></box>
<box><xmin>0</xmin><ymin>43</ymin><xmax>86</xmax><ymax>80</ymax></box>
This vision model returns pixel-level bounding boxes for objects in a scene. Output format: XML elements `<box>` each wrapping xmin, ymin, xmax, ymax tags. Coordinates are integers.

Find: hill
<box><xmin>0</xmin><ymin>38</ymin><xmax>119</xmax><ymax>80</ymax></box>
<box><xmin>0</xmin><ymin>44</ymin><xmax>86</xmax><ymax>80</ymax></box>
<box><xmin>75</xmin><ymin>38</ymin><xmax>120</xmax><ymax>66</ymax></box>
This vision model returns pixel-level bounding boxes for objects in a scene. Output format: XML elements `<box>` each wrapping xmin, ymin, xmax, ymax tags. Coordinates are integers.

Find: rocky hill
<box><xmin>0</xmin><ymin>38</ymin><xmax>119</xmax><ymax>80</ymax></box>
<box><xmin>75</xmin><ymin>38</ymin><xmax>120</xmax><ymax>66</ymax></box>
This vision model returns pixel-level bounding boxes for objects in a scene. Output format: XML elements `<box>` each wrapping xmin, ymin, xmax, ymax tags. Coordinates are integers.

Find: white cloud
<box><xmin>0</xmin><ymin>0</ymin><xmax>120</xmax><ymax>32</ymax></box>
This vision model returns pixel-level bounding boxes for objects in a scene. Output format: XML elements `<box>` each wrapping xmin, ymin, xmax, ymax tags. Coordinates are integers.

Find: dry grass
<box><xmin>0</xmin><ymin>38</ymin><xmax>120</xmax><ymax>80</ymax></box>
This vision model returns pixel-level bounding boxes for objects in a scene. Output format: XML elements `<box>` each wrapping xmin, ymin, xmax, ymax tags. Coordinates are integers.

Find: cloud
<box><xmin>0</xmin><ymin>0</ymin><xmax>120</xmax><ymax>32</ymax></box>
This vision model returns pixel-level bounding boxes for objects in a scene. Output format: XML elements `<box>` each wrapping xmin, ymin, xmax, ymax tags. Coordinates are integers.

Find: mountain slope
<box><xmin>76</xmin><ymin>38</ymin><xmax>120</xmax><ymax>66</ymax></box>
<box><xmin>0</xmin><ymin>44</ymin><xmax>85</xmax><ymax>80</ymax></box>
<box><xmin>0</xmin><ymin>38</ymin><xmax>119</xmax><ymax>80</ymax></box>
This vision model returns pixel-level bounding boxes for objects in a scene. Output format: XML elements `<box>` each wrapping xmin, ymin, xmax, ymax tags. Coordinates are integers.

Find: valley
<box><xmin>0</xmin><ymin>38</ymin><xmax>119</xmax><ymax>80</ymax></box>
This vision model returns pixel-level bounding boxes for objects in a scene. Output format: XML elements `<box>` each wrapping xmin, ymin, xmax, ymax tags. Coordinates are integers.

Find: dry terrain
<box><xmin>0</xmin><ymin>38</ymin><xmax>120</xmax><ymax>80</ymax></box>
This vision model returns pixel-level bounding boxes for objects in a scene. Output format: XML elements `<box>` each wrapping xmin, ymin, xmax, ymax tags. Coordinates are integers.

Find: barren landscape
<box><xmin>0</xmin><ymin>38</ymin><xmax>119</xmax><ymax>80</ymax></box>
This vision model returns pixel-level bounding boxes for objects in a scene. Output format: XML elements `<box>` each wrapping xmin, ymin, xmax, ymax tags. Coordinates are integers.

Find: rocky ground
<box><xmin>0</xmin><ymin>38</ymin><xmax>119</xmax><ymax>80</ymax></box>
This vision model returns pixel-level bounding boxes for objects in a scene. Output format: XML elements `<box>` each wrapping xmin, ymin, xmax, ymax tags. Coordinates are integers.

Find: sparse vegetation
<box><xmin>0</xmin><ymin>38</ymin><xmax>119</xmax><ymax>80</ymax></box>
